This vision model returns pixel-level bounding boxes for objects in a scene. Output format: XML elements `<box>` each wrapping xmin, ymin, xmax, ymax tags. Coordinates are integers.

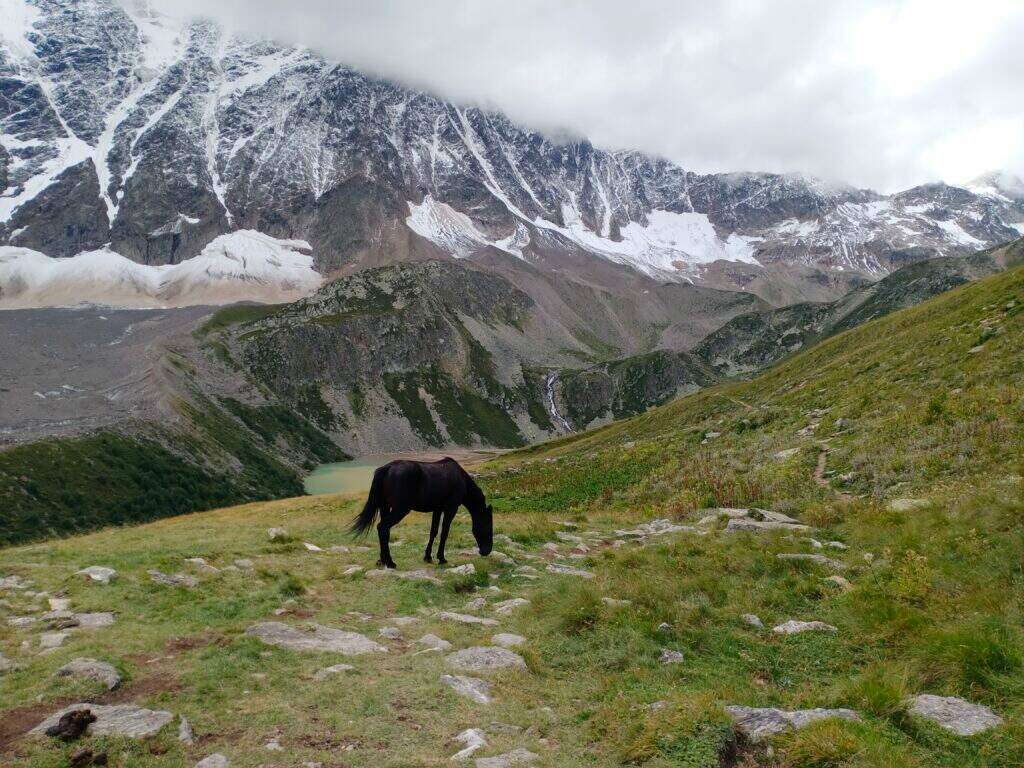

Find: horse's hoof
<box><xmin>437</xmin><ymin>558</ymin><xmax>447</xmax><ymax>566</ymax></box>
<box><xmin>423</xmin><ymin>556</ymin><xmax>433</xmax><ymax>563</ymax></box>
<box><xmin>385</xmin><ymin>562</ymin><xmax>398</xmax><ymax>570</ymax></box>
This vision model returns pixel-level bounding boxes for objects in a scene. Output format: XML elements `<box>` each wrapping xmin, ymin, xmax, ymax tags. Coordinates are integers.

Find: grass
<box><xmin>2</xmin><ymin>265</ymin><xmax>1024</xmax><ymax>766</ymax></box>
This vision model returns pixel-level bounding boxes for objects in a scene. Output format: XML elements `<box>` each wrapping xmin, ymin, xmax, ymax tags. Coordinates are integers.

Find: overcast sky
<box><xmin>154</xmin><ymin>0</ymin><xmax>1024</xmax><ymax>193</ymax></box>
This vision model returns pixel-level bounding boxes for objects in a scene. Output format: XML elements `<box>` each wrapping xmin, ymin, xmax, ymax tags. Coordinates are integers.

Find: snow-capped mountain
<box><xmin>1</xmin><ymin>0</ymin><xmax>1022</xmax><ymax>306</ymax></box>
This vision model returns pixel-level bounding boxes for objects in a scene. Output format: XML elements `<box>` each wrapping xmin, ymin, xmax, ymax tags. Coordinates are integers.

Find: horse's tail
<box><xmin>350</xmin><ymin>466</ymin><xmax>387</xmax><ymax>536</ymax></box>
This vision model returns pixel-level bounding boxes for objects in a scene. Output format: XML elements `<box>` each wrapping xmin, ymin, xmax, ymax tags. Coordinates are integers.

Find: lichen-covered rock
<box><xmin>908</xmin><ymin>694</ymin><xmax>1003</xmax><ymax>736</ymax></box>
<box><xmin>246</xmin><ymin>622</ymin><xmax>386</xmax><ymax>655</ymax></box>
<box><xmin>442</xmin><ymin>674</ymin><xmax>493</xmax><ymax>704</ymax></box>
<box><xmin>772</xmin><ymin>620</ymin><xmax>837</xmax><ymax>635</ymax></box>
<box><xmin>54</xmin><ymin>658</ymin><xmax>121</xmax><ymax>690</ymax></box>
<box><xmin>725</xmin><ymin>705</ymin><xmax>861</xmax><ymax>742</ymax></box>
<box><xmin>446</xmin><ymin>646</ymin><xmax>526</xmax><ymax>672</ymax></box>
<box><xmin>32</xmin><ymin>704</ymin><xmax>173</xmax><ymax>739</ymax></box>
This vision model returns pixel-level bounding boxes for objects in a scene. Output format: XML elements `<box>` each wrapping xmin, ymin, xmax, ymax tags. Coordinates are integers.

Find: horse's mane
<box><xmin>461</xmin><ymin>467</ymin><xmax>485</xmax><ymax>506</ymax></box>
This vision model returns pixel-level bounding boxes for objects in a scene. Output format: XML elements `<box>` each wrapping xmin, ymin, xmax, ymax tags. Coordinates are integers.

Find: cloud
<box><xmin>150</xmin><ymin>0</ymin><xmax>1024</xmax><ymax>192</ymax></box>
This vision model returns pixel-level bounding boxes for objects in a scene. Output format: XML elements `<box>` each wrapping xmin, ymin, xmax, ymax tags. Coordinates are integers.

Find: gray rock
<box><xmin>451</xmin><ymin>727</ymin><xmax>488</xmax><ymax>760</ymax></box>
<box><xmin>822</xmin><ymin>575</ymin><xmax>853</xmax><ymax>591</ymax></box>
<box><xmin>493</xmin><ymin>598</ymin><xmax>530</xmax><ymax>615</ymax></box>
<box><xmin>75</xmin><ymin>612</ymin><xmax>115</xmax><ymax>629</ymax></box>
<box><xmin>0</xmin><ymin>652</ymin><xmax>21</xmax><ymax>673</ymax></box>
<box><xmin>148</xmin><ymin>570</ymin><xmax>199</xmax><ymax>588</ymax></box>
<box><xmin>246</xmin><ymin>622</ymin><xmax>387</xmax><ymax>655</ymax></box>
<box><xmin>268</xmin><ymin>527</ymin><xmax>288</xmax><ymax>541</ymax></box>
<box><xmin>464</xmin><ymin>597</ymin><xmax>488</xmax><ymax>611</ymax></box>
<box><xmin>366</xmin><ymin>568</ymin><xmax>441</xmax><ymax>584</ymax></box>
<box><xmin>32</xmin><ymin>703</ymin><xmax>174</xmax><ymax>738</ymax></box>
<box><xmin>378</xmin><ymin>626</ymin><xmax>403</xmax><ymax>640</ymax></box>
<box><xmin>417</xmin><ymin>634</ymin><xmax>452</xmax><ymax>652</ymax></box>
<box><xmin>195</xmin><ymin>755</ymin><xmax>229</xmax><ymax>768</ymax></box>
<box><xmin>392</xmin><ymin>616</ymin><xmax>420</xmax><ymax>626</ymax></box>
<box><xmin>777</xmin><ymin>553</ymin><xmax>846</xmax><ymax>570</ymax></box>
<box><xmin>725</xmin><ymin>705</ymin><xmax>861</xmax><ymax>742</ymax></box>
<box><xmin>614</xmin><ymin>519</ymin><xmax>695</xmax><ymax>538</ymax></box>
<box><xmin>185</xmin><ymin>557</ymin><xmax>220</xmax><ymax>573</ymax></box>
<box><xmin>179</xmin><ymin>716</ymin><xmax>194</xmax><ymax>744</ymax></box>
<box><xmin>727</xmin><ymin>518</ymin><xmax>810</xmax><ymax>534</ymax></box>
<box><xmin>908</xmin><ymin>694</ymin><xmax>1003</xmax><ymax>736</ymax></box>
<box><xmin>446</xmin><ymin>646</ymin><xmax>527</xmax><ymax>672</ymax></box>
<box><xmin>48</xmin><ymin>597</ymin><xmax>72</xmax><ymax>611</ymax></box>
<box><xmin>76</xmin><ymin>566</ymin><xmax>117</xmax><ymax>584</ymax></box>
<box><xmin>442</xmin><ymin>673</ymin><xmax>493</xmax><ymax>704</ymax></box>
<box><xmin>491</xmin><ymin>633</ymin><xmax>526</xmax><ymax>648</ymax></box>
<box><xmin>55</xmin><ymin>658</ymin><xmax>121</xmax><ymax>690</ymax></box>
<box><xmin>659</xmin><ymin>649</ymin><xmax>685</xmax><ymax>664</ymax></box>
<box><xmin>741</xmin><ymin>614</ymin><xmax>764</xmax><ymax>628</ymax></box>
<box><xmin>475</xmin><ymin>748</ymin><xmax>539</xmax><ymax>768</ymax></box>
<box><xmin>40</xmin><ymin>630</ymin><xmax>71</xmax><ymax>649</ymax></box>
<box><xmin>545</xmin><ymin>563</ymin><xmax>595</xmax><ymax>579</ymax></box>
<box><xmin>438</xmin><ymin>612</ymin><xmax>500</xmax><ymax>627</ymax></box>
<box><xmin>313</xmin><ymin>663</ymin><xmax>354</xmax><ymax>680</ymax></box>
<box><xmin>601</xmin><ymin>597</ymin><xmax>631</xmax><ymax>606</ymax></box>
<box><xmin>447</xmin><ymin>563</ymin><xmax>476</xmax><ymax>576</ymax></box>
<box><xmin>8</xmin><ymin>616</ymin><xmax>37</xmax><ymax>627</ymax></box>
<box><xmin>772</xmin><ymin>620</ymin><xmax>837</xmax><ymax>635</ymax></box>
<box><xmin>234</xmin><ymin>559</ymin><xmax>254</xmax><ymax>569</ymax></box>
<box><xmin>888</xmin><ymin>498</ymin><xmax>929</xmax><ymax>512</ymax></box>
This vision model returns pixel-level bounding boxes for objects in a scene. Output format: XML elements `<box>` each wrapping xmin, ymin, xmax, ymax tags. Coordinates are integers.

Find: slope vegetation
<box><xmin>1</xmin><ymin>264</ymin><xmax>1021</xmax><ymax>767</ymax></box>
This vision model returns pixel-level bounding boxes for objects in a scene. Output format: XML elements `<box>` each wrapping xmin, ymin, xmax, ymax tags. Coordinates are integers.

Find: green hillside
<box><xmin>1</xmin><ymin>265</ymin><xmax>1022</xmax><ymax>767</ymax></box>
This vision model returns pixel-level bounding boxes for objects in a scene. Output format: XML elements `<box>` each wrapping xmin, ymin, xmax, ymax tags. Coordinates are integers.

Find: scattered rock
<box><xmin>55</xmin><ymin>658</ymin><xmax>121</xmax><ymax>690</ymax></box>
<box><xmin>493</xmin><ymin>598</ymin><xmax>530</xmax><ymax>615</ymax></box>
<box><xmin>268</xmin><ymin>527</ymin><xmax>288</xmax><ymax>541</ymax></box>
<box><xmin>438</xmin><ymin>612</ymin><xmax>500</xmax><ymax>627</ymax></box>
<box><xmin>195</xmin><ymin>755</ymin><xmax>229</xmax><ymax>768</ymax></box>
<box><xmin>33</xmin><ymin>704</ymin><xmax>174</xmax><ymax>739</ymax></box>
<box><xmin>185</xmin><ymin>557</ymin><xmax>219</xmax><ymax>574</ymax></box>
<box><xmin>418</xmin><ymin>634</ymin><xmax>453</xmax><ymax>652</ymax></box>
<box><xmin>774</xmin><ymin>448</ymin><xmax>800</xmax><ymax>460</ymax></box>
<box><xmin>727</xmin><ymin>517</ymin><xmax>811</xmax><ymax>534</ymax></box>
<box><xmin>475</xmin><ymin>748</ymin><xmax>539</xmax><ymax>768</ymax></box>
<box><xmin>907</xmin><ymin>694</ymin><xmax>1003</xmax><ymax>736</ymax></box>
<box><xmin>40</xmin><ymin>630</ymin><xmax>71</xmax><ymax>649</ymax></box>
<box><xmin>545</xmin><ymin>563</ymin><xmax>594</xmax><ymax>579</ymax></box>
<box><xmin>772</xmin><ymin>620</ymin><xmax>837</xmax><ymax>635</ymax></box>
<box><xmin>0</xmin><ymin>574</ymin><xmax>30</xmax><ymax>590</ymax></box>
<box><xmin>777</xmin><ymin>553</ymin><xmax>846</xmax><ymax>570</ymax></box>
<box><xmin>246</xmin><ymin>622</ymin><xmax>387</xmax><ymax>655</ymax></box>
<box><xmin>1</xmin><ymin>651</ymin><xmax>21</xmax><ymax>673</ymax></box>
<box><xmin>447</xmin><ymin>563</ymin><xmax>476</xmax><ymax>576</ymax></box>
<box><xmin>488</xmin><ymin>722</ymin><xmax>523</xmax><ymax>734</ymax></box>
<box><xmin>656</xmin><ymin>622</ymin><xmax>673</xmax><ymax>633</ymax></box>
<box><xmin>822</xmin><ymin>575</ymin><xmax>853</xmax><ymax>591</ymax></box>
<box><xmin>614</xmin><ymin>519</ymin><xmax>695</xmax><ymax>538</ymax></box>
<box><xmin>442</xmin><ymin>674</ymin><xmax>493</xmax><ymax>704</ymax></box>
<box><xmin>366</xmin><ymin>568</ymin><xmax>441</xmax><ymax>584</ymax></box>
<box><xmin>148</xmin><ymin>570</ymin><xmax>199</xmax><ymax>588</ymax></box>
<box><xmin>76</xmin><ymin>566</ymin><xmax>116</xmax><ymax>584</ymax></box>
<box><xmin>75</xmin><ymin>612</ymin><xmax>115</xmax><ymax>629</ymax></box>
<box><xmin>49</xmin><ymin>597</ymin><xmax>72</xmax><ymax>611</ymax></box>
<box><xmin>313</xmin><ymin>663</ymin><xmax>354</xmax><ymax>680</ymax></box>
<box><xmin>659</xmin><ymin>649</ymin><xmax>685</xmax><ymax>664</ymax></box>
<box><xmin>601</xmin><ymin>597</ymin><xmax>631</xmax><ymax>607</ymax></box>
<box><xmin>647</xmin><ymin>701</ymin><xmax>669</xmax><ymax>712</ymax></box>
<box><xmin>379</xmin><ymin>626</ymin><xmax>403</xmax><ymax>640</ymax></box>
<box><xmin>491</xmin><ymin>551</ymin><xmax>516</xmax><ymax>565</ymax></box>
<box><xmin>233</xmin><ymin>559</ymin><xmax>254</xmax><ymax>569</ymax></box>
<box><xmin>8</xmin><ymin>615</ymin><xmax>36</xmax><ymax>627</ymax></box>
<box><xmin>446</xmin><ymin>646</ymin><xmax>527</xmax><ymax>672</ymax></box>
<box><xmin>741</xmin><ymin>614</ymin><xmax>764</xmax><ymax>629</ymax></box>
<box><xmin>450</xmin><ymin>727</ymin><xmax>488</xmax><ymax>760</ymax></box>
<box><xmin>491</xmin><ymin>633</ymin><xmax>525</xmax><ymax>648</ymax></box>
<box><xmin>393</xmin><ymin>616</ymin><xmax>420</xmax><ymax>626</ymax></box>
<box><xmin>178</xmin><ymin>716</ymin><xmax>194</xmax><ymax>744</ymax></box>
<box><xmin>464</xmin><ymin>597</ymin><xmax>488</xmax><ymax>611</ymax></box>
<box><xmin>725</xmin><ymin>706</ymin><xmax>861</xmax><ymax>742</ymax></box>
<box><xmin>264</xmin><ymin>736</ymin><xmax>284</xmax><ymax>750</ymax></box>
<box><xmin>342</xmin><ymin>565</ymin><xmax>364</xmax><ymax>576</ymax></box>
<box><xmin>888</xmin><ymin>498</ymin><xmax>929</xmax><ymax>512</ymax></box>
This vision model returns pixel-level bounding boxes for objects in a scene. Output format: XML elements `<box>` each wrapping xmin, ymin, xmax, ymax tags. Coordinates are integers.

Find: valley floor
<box><xmin>1</xmin><ymin>265</ymin><xmax>1023</xmax><ymax>767</ymax></box>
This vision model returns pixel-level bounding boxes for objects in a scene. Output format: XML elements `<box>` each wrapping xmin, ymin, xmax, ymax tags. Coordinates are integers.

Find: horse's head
<box><xmin>471</xmin><ymin>503</ymin><xmax>493</xmax><ymax>556</ymax></box>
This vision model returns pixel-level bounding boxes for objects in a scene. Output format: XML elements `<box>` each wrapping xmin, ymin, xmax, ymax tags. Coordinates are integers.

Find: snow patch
<box><xmin>931</xmin><ymin>218</ymin><xmax>985</xmax><ymax>248</ymax></box>
<box><xmin>0</xmin><ymin>230</ymin><xmax>321</xmax><ymax>308</ymax></box>
<box><xmin>405</xmin><ymin>195</ymin><xmax>528</xmax><ymax>258</ymax></box>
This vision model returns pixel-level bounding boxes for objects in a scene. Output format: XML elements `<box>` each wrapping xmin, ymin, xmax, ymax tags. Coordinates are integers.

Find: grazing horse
<box><xmin>350</xmin><ymin>457</ymin><xmax>493</xmax><ymax>569</ymax></box>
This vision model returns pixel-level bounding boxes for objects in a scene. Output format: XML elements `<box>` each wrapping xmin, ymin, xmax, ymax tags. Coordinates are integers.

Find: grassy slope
<box><xmin>1</xmin><ymin>266</ymin><xmax>1023</xmax><ymax>767</ymax></box>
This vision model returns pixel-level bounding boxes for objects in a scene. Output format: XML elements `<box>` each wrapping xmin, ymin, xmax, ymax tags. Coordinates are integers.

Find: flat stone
<box><xmin>451</xmin><ymin>727</ymin><xmax>488</xmax><ymax>760</ymax></box>
<box><xmin>546</xmin><ymin>563</ymin><xmax>594</xmax><ymax>579</ymax></box>
<box><xmin>464</xmin><ymin>597</ymin><xmax>488</xmax><ymax>611</ymax></box>
<box><xmin>475</xmin><ymin>748</ymin><xmax>539</xmax><ymax>768</ymax></box>
<box><xmin>446</xmin><ymin>646</ymin><xmax>526</xmax><ymax>672</ymax></box>
<box><xmin>493</xmin><ymin>598</ymin><xmax>530</xmax><ymax>615</ymax></box>
<box><xmin>234</xmin><ymin>559</ymin><xmax>254</xmax><ymax>569</ymax></box>
<box><xmin>76</xmin><ymin>566</ymin><xmax>116</xmax><ymax>584</ymax></box>
<box><xmin>822</xmin><ymin>575</ymin><xmax>853</xmax><ymax>591</ymax></box>
<box><xmin>447</xmin><ymin>564</ymin><xmax>476</xmax><ymax>576</ymax></box>
<box><xmin>246</xmin><ymin>622</ymin><xmax>387</xmax><ymax>655</ymax></box>
<box><xmin>0</xmin><ymin>574</ymin><xmax>30</xmax><ymax>589</ymax></box>
<box><xmin>8</xmin><ymin>616</ymin><xmax>36</xmax><ymax>627</ymax></box>
<box><xmin>491</xmin><ymin>551</ymin><xmax>516</xmax><ymax>565</ymax></box>
<box><xmin>75</xmin><ymin>612</ymin><xmax>115</xmax><ymax>629</ymax></box>
<box><xmin>342</xmin><ymin>565</ymin><xmax>364</xmax><ymax>576</ymax></box>
<box><xmin>442</xmin><ymin>674</ymin><xmax>493</xmax><ymax>704</ymax></box>
<box><xmin>313</xmin><ymin>663</ymin><xmax>354</xmax><ymax>680</ymax></box>
<box><xmin>32</xmin><ymin>704</ymin><xmax>174</xmax><ymax>738</ymax></box>
<box><xmin>392</xmin><ymin>615</ymin><xmax>419</xmax><ymax>626</ymax></box>
<box><xmin>908</xmin><ymin>694</ymin><xmax>1003</xmax><ymax>736</ymax></box>
<box><xmin>179</xmin><ymin>716</ymin><xmax>194</xmax><ymax>743</ymax></box>
<box><xmin>741</xmin><ymin>614</ymin><xmax>764</xmax><ymax>628</ymax></box>
<box><xmin>659</xmin><ymin>649</ymin><xmax>685</xmax><ymax>664</ymax></box>
<box><xmin>303</xmin><ymin>542</ymin><xmax>322</xmax><ymax>552</ymax></box>
<box><xmin>55</xmin><ymin>658</ymin><xmax>121</xmax><ymax>690</ymax></box>
<box><xmin>418</xmin><ymin>634</ymin><xmax>453</xmax><ymax>651</ymax></box>
<box><xmin>772</xmin><ymin>620</ymin><xmax>837</xmax><ymax>635</ymax></box>
<box><xmin>148</xmin><ymin>570</ymin><xmax>199</xmax><ymax>588</ymax></box>
<box><xmin>614</xmin><ymin>519</ymin><xmax>695</xmax><ymax>538</ymax></box>
<box><xmin>727</xmin><ymin>518</ymin><xmax>810</xmax><ymax>534</ymax></box>
<box><xmin>888</xmin><ymin>498</ymin><xmax>929</xmax><ymax>512</ymax></box>
<box><xmin>379</xmin><ymin>626</ymin><xmax>403</xmax><ymax>640</ymax></box>
<box><xmin>491</xmin><ymin>633</ymin><xmax>525</xmax><ymax>648</ymax></box>
<box><xmin>195</xmin><ymin>755</ymin><xmax>229</xmax><ymax>768</ymax></box>
<box><xmin>725</xmin><ymin>706</ymin><xmax>861</xmax><ymax>742</ymax></box>
<box><xmin>366</xmin><ymin>568</ymin><xmax>441</xmax><ymax>584</ymax></box>
<box><xmin>267</xmin><ymin>527</ymin><xmax>288</xmax><ymax>541</ymax></box>
<box><xmin>777</xmin><ymin>553</ymin><xmax>846</xmax><ymax>570</ymax></box>
<box><xmin>185</xmin><ymin>557</ymin><xmax>220</xmax><ymax>573</ymax></box>
<box><xmin>601</xmin><ymin>597</ymin><xmax>631</xmax><ymax>606</ymax></box>
<box><xmin>48</xmin><ymin>597</ymin><xmax>72</xmax><ymax>611</ymax></box>
<box><xmin>40</xmin><ymin>631</ymin><xmax>71</xmax><ymax>649</ymax></box>
<box><xmin>438</xmin><ymin>612</ymin><xmax>500</xmax><ymax>627</ymax></box>
<box><xmin>329</xmin><ymin>545</ymin><xmax>350</xmax><ymax>554</ymax></box>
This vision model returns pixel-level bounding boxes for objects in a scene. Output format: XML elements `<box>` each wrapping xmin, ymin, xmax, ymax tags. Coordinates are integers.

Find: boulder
<box><xmin>442</xmin><ymin>674</ymin><xmax>493</xmax><ymax>704</ymax></box>
<box><xmin>907</xmin><ymin>694</ymin><xmax>1003</xmax><ymax>736</ymax></box>
<box><xmin>55</xmin><ymin>658</ymin><xmax>121</xmax><ymax>690</ymax></box>
<box><xmin>246</xmin><ymin>622</ymin><xmax>387</xmax><ymax>655</ymax></box>
<box><xmin>0</xmin><ymin>652</ymin><xmax>21</xmax><ymax>673</ymax></box>
<box><xmin>446</xmin><ymin>647</ymin><xmax>527</xmax><ymax>673</ymax></box>
<box><xmin>418</xmin><ymin>634</ymin><xmax>453</xmax><ymax>652</ymax></box>
<box><xmin>76</xmin><ymin>566</ymin><xmax>116</xmax><ymax>584</ymax></box>
<box><xmin>725</xmin><ymin>706</ymin><xmax>860</xmax><ymax>742</ymax></box>
<box><xmin>32</xmin><ymin>704</ymin><xmax>174</xmax><ymax>739</ymax></box>
<box><xmin>267</xmin><ymin>527</ymin><xmax>288</xmax><ymax>541</ymax></box>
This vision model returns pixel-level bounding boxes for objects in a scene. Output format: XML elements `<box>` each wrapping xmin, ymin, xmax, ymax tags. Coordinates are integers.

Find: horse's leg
<box><xmin>424</xmin><ymin>509</ymin><xmax>442</xmax><ymax>563</ymax></box>
<box><xmin>377</xmin><ymin>507</ymin><xmax>402</xmax><ymax>569</ymax></box>
<box><xmin>435</xmin><ymin>505</ymin><xmax>458</xmax><ymax>565</ymax></box>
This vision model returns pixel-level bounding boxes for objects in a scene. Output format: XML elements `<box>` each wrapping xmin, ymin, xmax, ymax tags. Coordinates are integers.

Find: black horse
<box><xmin>350</xmin><ymin>457</ymin><xmax>493</xmax><ymax>568</ymax></box>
